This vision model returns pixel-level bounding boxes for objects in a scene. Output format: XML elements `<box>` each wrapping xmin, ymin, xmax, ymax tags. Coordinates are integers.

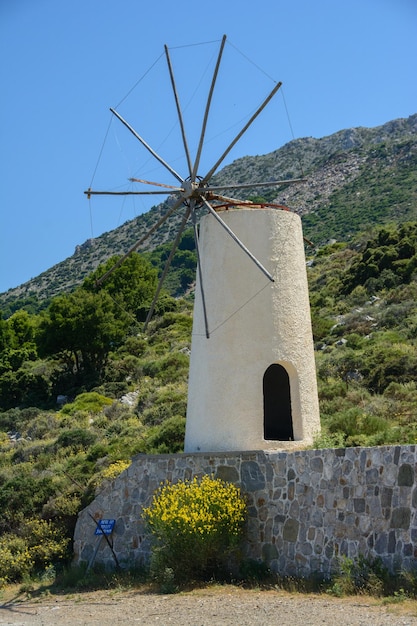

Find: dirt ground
<box><xmin>1</xmin><ymin>585</ymin><xmax>417</xmax><ymax>626</ymax></box>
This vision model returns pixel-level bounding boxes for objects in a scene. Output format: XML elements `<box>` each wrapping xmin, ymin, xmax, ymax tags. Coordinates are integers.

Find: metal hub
<box><xmin>181</xmin><ymin>176</ymin><xmax>207</xmax><ymax>207</ymax></box>
<box><xmin>181</xmin><ymin>179</ymin><xmax>199</xmax><ymax>200</ymax></box>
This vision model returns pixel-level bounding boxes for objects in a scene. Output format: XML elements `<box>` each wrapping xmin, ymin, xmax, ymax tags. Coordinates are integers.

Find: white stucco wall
<box><xmin>185</xmin><ymin>208</ymin><xmax>320</xmax><ymax>453</ymax></box>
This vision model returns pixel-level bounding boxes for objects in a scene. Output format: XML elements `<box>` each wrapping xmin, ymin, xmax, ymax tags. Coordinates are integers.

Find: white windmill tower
<box><xmin>85</xmin><ymin>35</ymin><xmax>320</xmax><ymax>453</ymax></box>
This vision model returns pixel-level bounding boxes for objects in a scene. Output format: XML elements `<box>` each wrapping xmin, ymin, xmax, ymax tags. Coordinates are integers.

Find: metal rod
<box><xmin>191</xmin><ymin>34</ymin><xmax>227</xmax><ymax>181</ymax></box>
<box><xmin>206</xmin><ymin>193</ymin><xmax>291</xmax><ymax>211</ymax></box>
<box><xmin>84</xmin><ymin>176</ymin><xmax>304</xmax><ymax>197</ymax></box>
<box><xmin>95</xmin><ymin>197</ymin><xmax>185</xmax><ymax>286</ymax></box>
<box><xmin>205</xmin><ymin>178</ymin><xmax>306</xmax><ymax>191</ymax></box>
<box><xmin>165</xmin><ymin>44</ymin><xmax>193</xmax><ymax>177</ymax></box>
<box><xmin>87</xmin><ymin>513</ymin><xmax>120</xmax><ymax>570</ymax></box>
<box><xmin>201</xmin><ymin>196</ymin><xmax>274</xmax><ymax>282</ymax></box>
<box><xmin>191</xmin><ymin>205</ymin><xmax>210</xmax><ymax>338</ymax></box>
<box><xmin>206</xmin><ymin>193</ymin><xmax>254</xmax><ymax>205</ymax></box>
<box><xmin>85</xmin><ymin>189</ymin><xmax>181</xmax><ymax>197</ymax></box>
<box><xmin>202</xmin><ymin>81</ymin><xmax>282</xmax><ymax>184</ymax></box>
<box><xmin>85</xmin><ymin>178</ymin><xmax>305</xmax><ymax>198</ymax></box>
<box><xmin>143</xmin><ymin>205</ymin><xmax>192</xmax><ymax>330</ymax></box>
<box><xmin>129</xmin><ymin>177</ymin><xmax>182</xmax><ymax>190</ymax></box>
<box><xmin>110</xmin><ymin>107</ymin><xmax>184</xmax><ymax>184</ymax></box>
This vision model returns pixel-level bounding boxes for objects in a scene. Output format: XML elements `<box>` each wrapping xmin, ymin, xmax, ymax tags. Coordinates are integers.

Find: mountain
<box><xmin>1</xmin><ymin>113</ymin><xmax>416</xmax><ymax>312</ymax></box>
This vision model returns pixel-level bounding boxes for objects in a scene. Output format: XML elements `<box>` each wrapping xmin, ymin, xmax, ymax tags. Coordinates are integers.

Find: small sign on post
<box><xmin>87</xmin><ymin>516</ymin><xmax>119</xmax><ymax>572</ymax></box>
<box><xmin>94</xmin><ymin>518</ymin><xmax>116</xmax><ymax>536</ymax></box>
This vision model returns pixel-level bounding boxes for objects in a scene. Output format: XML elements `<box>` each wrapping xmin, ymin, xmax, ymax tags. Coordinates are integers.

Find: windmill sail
<box><xmin>84</xmin><ymin>35</ymin><xmax>304</xmax><ymax>333</ymax></box>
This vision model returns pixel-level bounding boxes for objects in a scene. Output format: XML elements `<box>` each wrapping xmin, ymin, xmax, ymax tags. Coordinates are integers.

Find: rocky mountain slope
<box><xmin>1</xmin><ymin>113</ymin><xmax>416</xmax><ymax>310</ymax></box>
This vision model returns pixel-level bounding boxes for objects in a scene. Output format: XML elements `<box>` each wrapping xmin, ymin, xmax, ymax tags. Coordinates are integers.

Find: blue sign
<box><xmin>94</xmin><ymin>519</ymin><xmax>116</xmax><ymax>536</ymax></box>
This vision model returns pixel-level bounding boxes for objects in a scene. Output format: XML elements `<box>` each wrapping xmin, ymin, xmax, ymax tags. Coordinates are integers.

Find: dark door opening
<box><xmin>263</xmin><ymin>364</ymin><xmax>294</xmax><ymax>440</ymax></box>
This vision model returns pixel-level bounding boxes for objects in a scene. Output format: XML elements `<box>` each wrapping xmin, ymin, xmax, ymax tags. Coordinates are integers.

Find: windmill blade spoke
<box><xmin>191</xmin><ymin>206</ymin><xmax>210</xmax><ymax>338</ymax></box>
<box><xmin>201</xmin><ymin>196</ymin><xmax>274</xmax><ymax>282</ymax></box>
<box><xmin>110</xmin><ymin>107</ymin><xmax>184</xmax><ymax>184</ymax></box>
<box><xmin>95</xmin><ymin>196</ymin><xmax>185</xmax><ymax>286</ymax></box>
<box><xmin>129</xmin><ymin>177</ymin><xmax>183</xmax><ymax>190</ymax></box>
<box><xmin>205</xmin><ymin>192</ymin><xmax>253</xmax><ymax>206</ymax></box>
<box><xmin>165</xmin><ymin>45</ymin><xmax>193</xmax><ymax>177</ymax></box>
<box><xmin>202</xmin><ymin>81</ymin><xmax>282</xmax><ymax>184</ymax></box>
<box><xmin>206</xmin><ymin>178</ymin><xmax>306</xmax><ymax>192</ymax></box>
<box><xmin>85</xmin><ymin>189</ymin><xmax>181</xmax><ymax>197</ymax></box>
<box><xmin>144</xmin><ymin>205</ymin><xmax>192</xmax><ymax>329</ymax></box>
<box><xmin>85</xmin><ymin>39</ymin><xmax>296</xmax><ymax>336</ymax></box>
<box><xmin>207</xmin><ymin>191</ymin><xmax>290</xmax><ymax>207</ymax></box>
<box><xmin>206</xmin><ymin>193</ymin><xmax>291</xmax><ymax>212</ymax></box>
<box><xmin>191</xmin><ymin>34</ymin><xmax>227</xmax><ymax>181</ymax></box>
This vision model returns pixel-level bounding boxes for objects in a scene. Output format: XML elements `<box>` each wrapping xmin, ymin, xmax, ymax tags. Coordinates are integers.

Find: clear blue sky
<box><xmin>1</xmin><ymin>0</ymin><xmax>416</xmax><ymax>294</ymax></box>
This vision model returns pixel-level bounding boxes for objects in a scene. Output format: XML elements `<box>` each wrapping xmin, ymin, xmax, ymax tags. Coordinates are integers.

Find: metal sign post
<box><xmin>87</xmin><ymin>517</ymin><xmax>119</xmax><ymax>571</ymax></box>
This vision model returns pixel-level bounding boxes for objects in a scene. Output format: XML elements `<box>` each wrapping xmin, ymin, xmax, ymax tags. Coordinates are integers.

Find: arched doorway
<box><xmin>263</xmin><ymin>364</ymin><xmax>294</xmax><ymax>440</ymax></box>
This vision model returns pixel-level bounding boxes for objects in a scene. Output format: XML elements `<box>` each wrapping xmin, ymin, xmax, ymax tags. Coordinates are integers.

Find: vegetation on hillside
<box><xmin>0</xmin><ymin>252</ymin><xmax>193</xmax><ymax>583</ymax></box>
<box><xmin>0</xmin><ymin>114</ymin><xmax>416</xmax><ymax>584</ymax></box>
<box><xmin>1</xmin><ymin>220</ymin><xmax>417</xmax><ymax>583</ymax></box>
<box><xmin>309</xmin><ymin>221</ymin><xmax>417</xmax><ymax>448</ymax></box>
<box><xmin>302</xmin><ymin>138</ymin><xmax>417</xmax><ymax>244</ymax></box>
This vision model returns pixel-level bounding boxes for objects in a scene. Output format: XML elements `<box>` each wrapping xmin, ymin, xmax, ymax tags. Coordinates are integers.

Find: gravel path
<box><xmin>1</xmin><ymin>587</ymin><xmax>417</xmax><ymax>626</ymax></box>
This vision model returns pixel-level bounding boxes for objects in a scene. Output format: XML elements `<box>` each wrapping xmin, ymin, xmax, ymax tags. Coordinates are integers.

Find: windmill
<box><xmin>85</xmin><ymin>35</ymin><xmax>321</xmax><ymax>452</ymax></box>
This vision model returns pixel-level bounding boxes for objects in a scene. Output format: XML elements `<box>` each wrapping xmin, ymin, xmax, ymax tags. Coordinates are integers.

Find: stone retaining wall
<box><xmin>73</xmin><ymin>445</ymin><xmax>417</xmax><ymax>577</ymax></box>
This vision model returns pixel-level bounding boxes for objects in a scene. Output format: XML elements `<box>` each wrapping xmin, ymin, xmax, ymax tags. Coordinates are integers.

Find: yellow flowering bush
<box><xmin>0</xmin><ymin>518</ymin><xmax>70</xmax><ymax>587</ymax></box>
<box><xmin>143</xmin><ymin>475</ymin><xmax>246</xmax><ymax>585</ymax></box>
<box><xmin>0</xmin><ymin>535</ymin><xmax>33</xmax><ymax>587</ymax></box>
<box><xmin>20</xmin><ymin>518</ymin><xmax>70</xmax><ymax>571</ymax></box>
<box><xmin>101</xmin><ymin>460</ymin><xmax>131</xmax><ymax>481</ymax></box>
<box><xmin>87</xmin><ymin>460</ymin><xmax>132</xmax><ymax>495</ymax></box>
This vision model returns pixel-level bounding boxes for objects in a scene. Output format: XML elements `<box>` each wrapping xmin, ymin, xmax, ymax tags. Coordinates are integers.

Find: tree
<box><xmin>37</xmin><ymin>290</ymin><xmax>127</xmax><ymax>382</ymax></box>
<box><xmin>0</xmin><ymin>315</ymin><xmax>12</xmax><ymax>352</ymax></box>
<box><xmin>7</xmin><ymin>310</ymin><xmax>37</xmax><ymax>347</ymax></box>
<box><xmin>83</xmin><ymin>253</ymin><xmax>159</xmax><ymax>321</ymax></box>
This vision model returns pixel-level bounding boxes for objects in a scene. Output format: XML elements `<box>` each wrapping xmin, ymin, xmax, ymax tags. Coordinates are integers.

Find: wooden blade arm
<box><xmin>191</xmin><ymin>35</ymin><xmax>227</xmax><ymax>181</ymax></box>
<box><xmin>205</xmin><ymin>178</ymin><xmax>306</xmax><ymax>192</ymax></box>
<box><xmin>165</xmin><ymin>44</ymin><xmax>193</xmax><ymax>177</ymax></box>
<box><xmin>110</xmin><ymin>107</ymin><xmax>184</xmax><ymax>184</ymax></box>
<box><xmin>201</xmin><ymin>81</ymin><xmax>282</xmax><ymax>184</ymax></box>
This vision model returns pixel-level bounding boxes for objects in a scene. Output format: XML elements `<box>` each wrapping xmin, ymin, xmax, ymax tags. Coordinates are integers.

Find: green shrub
<box><xmin>146</xmin><ymin>415</ymin><xmax>186</xmax><ymax>453</ymax></box>
<box><xmin>325</xmin><ymin>407</ymin><xmax>390</xmax><ymax>446</ymax></box>
<box><xmin>60</xmin><ymin>392</ymin><xmax>113</xmax><ymax>416</ymax></box>
<box><xmin>55</xmin><ymin>428</ymin><xmax>97</xmax><ymax>451</ymax></box>
<box><xmin>143</xmin><ymin>475</ymin><xmax>247</xmax><ymax>586</ymax></box>
<box><xmin>138</xmin><ymin>383</ymin><xmax>187</xmax><ymax>426</ymax></box>
<box><xmin>142</xmin><ymin>353</ymin><xmax>189</xmax><ymax>383</ymax></box>
<box><xmin>0</xmin><ymin>472</ymin><xmax>55</xmax><ymax>533</ymax></box>
<box><xmin>238</xmin><ymin>558</ymin><xmax>273</xmax><ymax>584</ymax></box>
<box><xmin>328</xmin><ymin>555</ymin><xmax>389</xmax><ymax>597</ymax></box>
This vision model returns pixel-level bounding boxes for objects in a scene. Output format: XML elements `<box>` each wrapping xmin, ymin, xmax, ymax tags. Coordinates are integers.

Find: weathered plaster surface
<box><xmin>185</xmin><ymin>209</ymin><xmax>320</xmax><ymax>452</ymax></box>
